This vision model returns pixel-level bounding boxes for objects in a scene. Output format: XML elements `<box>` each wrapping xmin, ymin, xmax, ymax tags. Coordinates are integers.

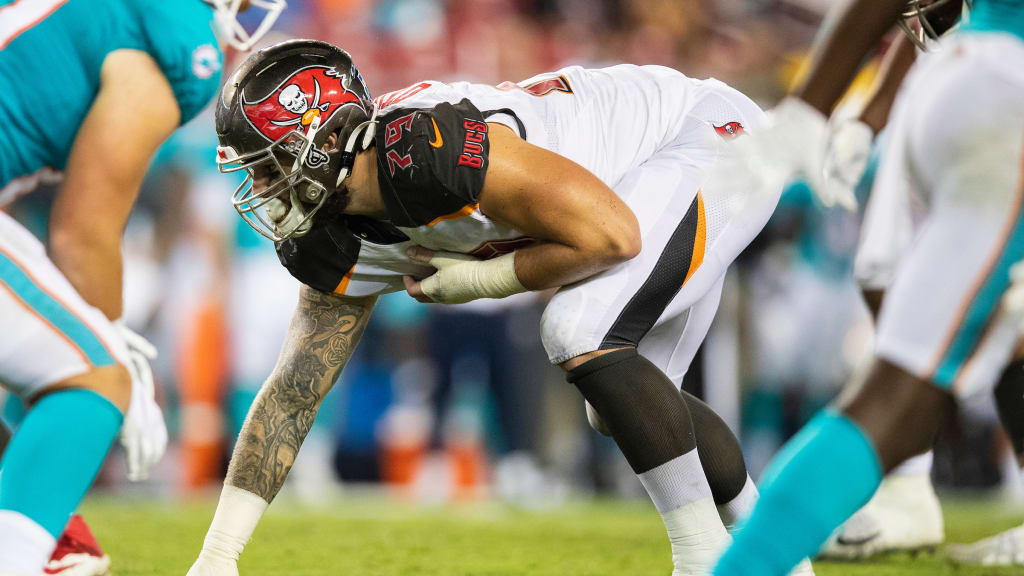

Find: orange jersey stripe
<box><xmin>427</xmin><ymin>203</ymin><xmax>478</xmax><ymax>227</ymax></box>
<box><xmin>333</xmin><ymin>265</ymin><xmax>355</xmax><ymax>295</ymax></box>
<box><xmin>684</xmin><ymin>192</ymin><xmax>706</xmax><ymax>285</ymax></box>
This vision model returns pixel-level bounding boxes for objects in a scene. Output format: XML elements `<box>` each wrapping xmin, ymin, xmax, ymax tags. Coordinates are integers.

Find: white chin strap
<box><xmin>336</xmin><ymin>107</ymin><xmax>379</xmax><ymax>187</ymax></box>
<box><xmin>210</xmin><ymin>0</ymin><xmax>287</xmax><ymax>52</ymax></box>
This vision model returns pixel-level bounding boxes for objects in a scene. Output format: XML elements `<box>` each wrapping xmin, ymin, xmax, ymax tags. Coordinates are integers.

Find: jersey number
<box><xmin>1</xmin><ymin>0</ymin><xmax>69</xmax><ymax>51</ymax></box>
<box><xmin>384</xmin><ymin>112</ymin><xmax>415</xmax><ymax>147</ymax></box>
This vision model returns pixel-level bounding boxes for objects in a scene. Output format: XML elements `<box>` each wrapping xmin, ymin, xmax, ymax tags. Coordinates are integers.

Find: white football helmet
<box><xmin>207</xmin><ymin>0</ymin><xmax>287</xmax><ymax>52</ymax></box>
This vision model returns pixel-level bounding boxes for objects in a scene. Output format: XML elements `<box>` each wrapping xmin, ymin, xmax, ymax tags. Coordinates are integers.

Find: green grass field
<box><xmin>81</xmin><ymin>494</ymin><xmax>1024</xmax><ymax>575</ymax></box>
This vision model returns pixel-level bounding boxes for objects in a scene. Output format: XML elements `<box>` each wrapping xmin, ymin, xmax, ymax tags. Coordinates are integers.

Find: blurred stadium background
<box><xmin>4</xmin><ymin>0</ymin><xmax>1021</xmax><ymax>572</ymax></box>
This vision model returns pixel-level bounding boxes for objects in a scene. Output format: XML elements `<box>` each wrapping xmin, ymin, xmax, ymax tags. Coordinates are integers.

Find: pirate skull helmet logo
<box><xmin>242</xmin><ymin>66</ymin><xmax>361</xmax><ymax>143</ymax></box>
<box><xmin>278</xmin><ymin>84</ymin><xmax>309</xmax><ymax>115</ymax></box>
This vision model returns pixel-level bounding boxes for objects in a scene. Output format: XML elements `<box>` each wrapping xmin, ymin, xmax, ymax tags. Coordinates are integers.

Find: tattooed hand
<box><xmin>225</xmin><ymin>286</ymin><xmax>376</xmax><ymax>502</ymax></box>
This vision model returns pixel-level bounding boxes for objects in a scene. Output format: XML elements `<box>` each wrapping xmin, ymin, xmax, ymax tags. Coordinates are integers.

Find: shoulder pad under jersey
<box><xmin>375</xmin><ymin>99</ymin><xmax>490</xmax><ymax>228</ymax></box>
<box><xmin>275</xmin><ymin>217</ymin><xmax>408</xmax><ymax>295</ymax></box>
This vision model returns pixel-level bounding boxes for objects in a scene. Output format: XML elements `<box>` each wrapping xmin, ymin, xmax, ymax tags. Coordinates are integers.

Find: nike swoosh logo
<box><xmin>836</xmin><ymin>532</ymin><xmax>881</xmax><ymax>547</ymax></box>
<box><xmin>429</xmin><ymin>118</ymin><xmax>444</xmax><ymax>148</ymax></box>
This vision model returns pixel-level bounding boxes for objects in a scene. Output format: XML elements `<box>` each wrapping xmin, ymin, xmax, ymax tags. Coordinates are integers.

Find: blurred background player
<box><xmin>713</xmin><ymin>0</ymin><xmax>1024</xmax><ymax>574</ymax></box>
<box><xmin>187</xmin><ymin>39</ymin><xmax>813</xmax><ymax>575</ymax></box>
<box><xmin>0</xmin><ymin>0</ymin><xmax>283</xmax><ymax>574</ymax></box>
<box><xmin>816</xmin><ymin>3</ymin><xmax>1024</xmax><ymax>564</ymax></box>
<box><xmin>816</xmin><ymin>31</ymin><xmax>946</xmax><ymax>560</ymax></box>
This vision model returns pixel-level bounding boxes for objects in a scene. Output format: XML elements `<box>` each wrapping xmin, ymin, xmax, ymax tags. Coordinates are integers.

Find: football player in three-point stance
<box><xmin>187</xmin><ymin>40</ymin><xmax>812</xmax><ymax>575</ymax></box>
<box><xmin>0</xmin><ymin>1</ymin><xmax>282</xmax><ymax>574</ymax></box>
<box><xmin>712</xmin><ymin>0</ymin><xmax>1024</xmax><ymax>574</ymax></box>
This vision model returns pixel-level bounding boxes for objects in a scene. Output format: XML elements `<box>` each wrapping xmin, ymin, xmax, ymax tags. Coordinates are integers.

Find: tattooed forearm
<box><xmin>225</xmin><ymin>287</ymin><xmax>376</xmax><ymax>502</ymax></box>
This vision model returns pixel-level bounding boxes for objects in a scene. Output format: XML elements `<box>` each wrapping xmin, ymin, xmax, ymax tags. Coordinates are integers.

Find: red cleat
<box><xmin>43</xmin><ymin>515</ymin><xmax>111</xmax><ymax>576</ymax></box>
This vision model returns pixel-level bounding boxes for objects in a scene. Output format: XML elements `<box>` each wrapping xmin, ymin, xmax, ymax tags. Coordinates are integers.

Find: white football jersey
<box><xmin>280</xmin><ymin>64</ymin><xmax>752</xmax><ymax>297</ymax></box>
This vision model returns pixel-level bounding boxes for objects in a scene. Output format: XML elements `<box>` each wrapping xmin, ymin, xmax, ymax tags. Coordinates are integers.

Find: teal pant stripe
<box><xmin>0</xmin><ymin>251</ymin><xmax>114</xmax><ymax>367</ymax></box>
<box><xmin>934</xmin><ymin>210</ymin><xmax>1024</xmax><ymax>387</ymax></box>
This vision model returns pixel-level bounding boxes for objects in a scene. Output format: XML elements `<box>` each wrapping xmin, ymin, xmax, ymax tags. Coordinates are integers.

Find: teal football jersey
<box><xmin>966</xmin><ymin>0</ymin><xmax>1024</xmax><ymax>40</ymax></box>
<box><xmin>0</xmin><ymin>0</ymin><xmax>222</xmax><ymax>192</ymax></box>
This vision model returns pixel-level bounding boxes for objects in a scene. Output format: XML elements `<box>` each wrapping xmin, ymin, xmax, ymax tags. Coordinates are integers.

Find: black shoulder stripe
<box><xmin>481</xmin><ymin>108</ymin><xmax>527</xmax><ymax>139</ymax></box>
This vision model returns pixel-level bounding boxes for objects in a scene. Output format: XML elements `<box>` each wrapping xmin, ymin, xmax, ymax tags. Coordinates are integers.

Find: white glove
<box><xmin>186</xmin><ymin>555</ymin><xmax>239</xmax><ymax>576</ymax></box>
<box><xmin>412</xmin><ymin>249</ymin><xmax>526</xmax><ymax>304</ymax></box>
<box><xmin>822</xmin><ymin>119</ymin><xmax>874</xmax><ymax>211</ymax></box>
<box><xmin>116</xmin><ymin>321</ymin><xmax>167</xmax><ymax>482</ymax></box>
<box><xmin>726</xmin><ymin>97</ymin><xmax>857</xmax><ymax>211</ymax></box>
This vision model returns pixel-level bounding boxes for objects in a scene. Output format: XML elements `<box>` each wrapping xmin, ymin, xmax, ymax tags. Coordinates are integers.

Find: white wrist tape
<box><xmin>200</xmin><ymin>485</ymin><xmax>269</xmax><ymax>561</ymax></box>
<box><xmin>420</xmin><ymin>251</ymin><xmax>526</xmax><ymax>304</ymax></box>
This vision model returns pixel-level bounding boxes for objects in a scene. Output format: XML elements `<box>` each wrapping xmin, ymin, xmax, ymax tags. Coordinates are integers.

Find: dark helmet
<box><xmin>899</xmin><ymin>0</ymin><xmax>971</xmax><ymax>50</ymax></box>
<box><xmin>216</xmin><ymin>39</ymin><xmax>378</xmax><ymax>241</ymax></box>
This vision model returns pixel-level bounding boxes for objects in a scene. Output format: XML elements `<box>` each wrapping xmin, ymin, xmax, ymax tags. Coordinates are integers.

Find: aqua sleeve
<box><xmin>138</xmin><ymin>0</ymin><xmax>223</xmax><ymax>124</ymax></box>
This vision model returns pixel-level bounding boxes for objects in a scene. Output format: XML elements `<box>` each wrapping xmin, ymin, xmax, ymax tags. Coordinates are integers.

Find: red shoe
<box><xmin>43</xmin><ymin>515</ymin><xmax>111</xmax><ymax>576</ymax></box>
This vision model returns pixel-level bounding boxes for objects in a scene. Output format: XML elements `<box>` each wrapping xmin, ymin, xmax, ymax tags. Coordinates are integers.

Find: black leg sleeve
<box><xmin>995</xmin><ymin>359</ymin><xmax>1024</xmax><ymax>456</ymax></box>
<box><xmin>568</xmin><ymin>349</ymin><xmax>696</xmax><ymax>474</ymax></box>
<box><xmin>683</xmin><ymin>389</ymin><xmax>749</xmax><ymax>504</ymax></box>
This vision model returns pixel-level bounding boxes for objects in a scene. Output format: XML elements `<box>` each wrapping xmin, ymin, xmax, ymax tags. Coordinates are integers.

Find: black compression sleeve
<box><xmin>683</xmin><ymin>390</ymin><xmax>749</xmax><ymax>504</ymax></box>
<box><xmin>568</xmin><ymin>349</ymin><xmax>696</xmax><ymax>474</ymax></box>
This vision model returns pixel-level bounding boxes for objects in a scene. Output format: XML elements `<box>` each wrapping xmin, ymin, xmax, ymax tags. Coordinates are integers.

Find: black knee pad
<box><xmin>568</xmin><ymin>349</ymin><xmax>696</xmax><ymax>473</ymax></box>
<box><xmin>683</xmin><ymin>389</ymin><xmax>748</xmax><ymax>504</ymax></box>
<box><xmin>995</xmin><ymin>359</ymin><xmax>1024</xmax><ymax>456</ymax></box>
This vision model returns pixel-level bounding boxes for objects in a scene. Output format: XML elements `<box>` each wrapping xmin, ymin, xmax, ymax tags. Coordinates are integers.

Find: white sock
<box><xmin>717</xmin><ymin>475</ymin><xmax>758</xmax><ymax>532</ymax></box>
<box><xmin>662</xmin><ymin>499</ymin><xmax>730</xmax><ymax>571</ymax></box>
<box><xmin>890</xmin><ymin>451</ymin><xmax>933</xmax><ymax>477</ymax></box>
<box><xmin>198</xmin><ymin>485</ymin><xmax>269</xmax><ymax>562</ymax></box>
<box><xmin>0</xmin><ymin>510</ymin><xmax>57</xmax><ymax>575</ymax></box>
<box><xmin>638</xmin><ymin>450</ymin><xmax>729</xmax><ymax>573</ymax></box>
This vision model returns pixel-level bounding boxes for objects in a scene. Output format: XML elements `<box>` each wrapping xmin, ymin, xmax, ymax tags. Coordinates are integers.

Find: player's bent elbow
<box><xmin>618</xmin><ymin>228</ymin><xmax>642</xmax><ymax>262</ymax></box>
<box><xmin>49</xmin><ymin>224</ymin><xmax>111</xmax><ymax>257</ymax></box>
<box><xmin>598</xmin><ymin>220</ymin><xmax>642</xmax><ymax>265</ymax></box>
